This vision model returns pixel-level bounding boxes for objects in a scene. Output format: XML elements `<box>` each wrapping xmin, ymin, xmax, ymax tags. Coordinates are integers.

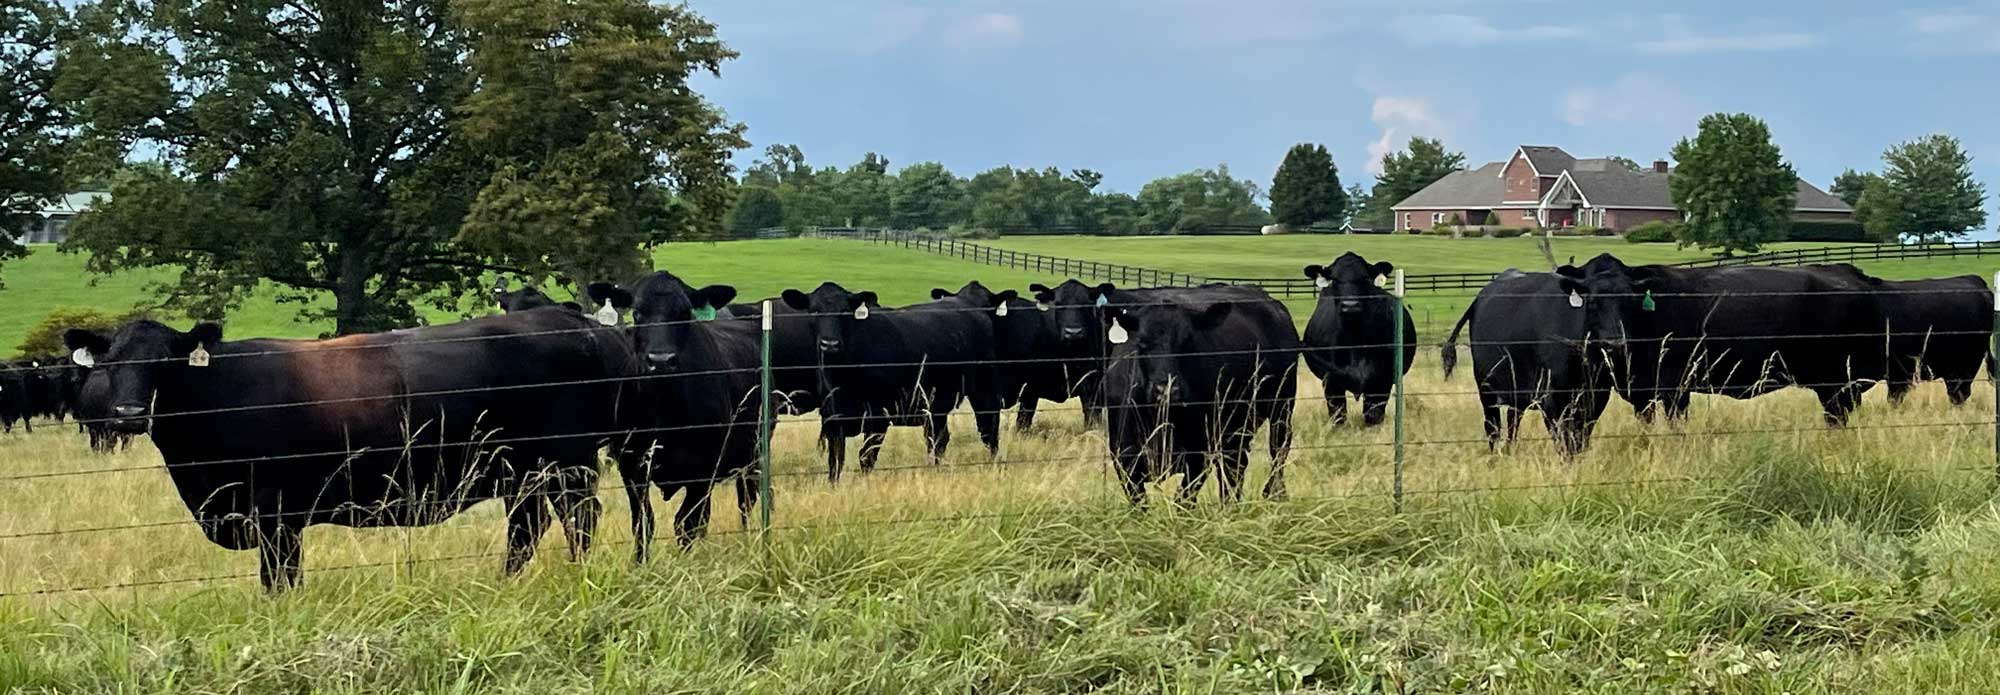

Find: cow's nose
<box><xmin>1338</xmin><ymin>299</ymin><xmax>1363</xmax><ymax>313</ymax></box>
<box><xmin>1060</xmin><ymin>326</ymin><xmax>1085</xmax><ymax>340</ymax></box>
<box><xmin>113</xmin><ymin>405</ymin><xmax>147</xmax><ymax>418</ymax></box>
<box><xmin>818</xmin><ymin>338</ymin><xmax>842</xmax><ymax>353</ymax></box>
<box><xmin>646</xmin><ymin>352</ymin><xmax>679</xmax><ymax>370</ymax></box>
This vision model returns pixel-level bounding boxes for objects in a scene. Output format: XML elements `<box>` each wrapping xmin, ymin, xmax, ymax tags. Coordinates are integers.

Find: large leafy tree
<box><xmin>1830</xmin><ymin>168</ymin><xmax>1879</xmax><ymax>208</ymax></box>
<box><xmin>0</xmin><ymin>0</ymin><xmax>65</xmax><ymax>282</ymax></box>
<box><xmin>724</xmin><ymin>185</ymin><xmax>784</xmax><ymax>236</ymax></box>
<box><xmin>1857</xmin><ymin>134</ymin><xmax>1987</xmax><ymax>242</ymax></box>
<box><xmin>58</xmin><ymin>0</ymin><xmax>743</xmax><ymax>334</ymax></box>
<box><xmin>1668</xmin><ymin>113</ymin><xmax>1797</xmax><ymax>255</ymax></box>
<box><xmin>1370</xmin><ymin>137</ymin><xmax>1464</xmax><ymax>216</ymax></box>
<box><xmin>889</xmin><ymin>162</ymin><xmax>965</xmax><ymax>230</ymax></box>
<box><xmin>1136</xmin><ymin>165</ymin><xmax>1270</xmax><ymax>234</ymax></box>
<box><xmin>1269</xmin><ymin>142</ymin><xmax>1344</xmax><ymax>228</ymax></box>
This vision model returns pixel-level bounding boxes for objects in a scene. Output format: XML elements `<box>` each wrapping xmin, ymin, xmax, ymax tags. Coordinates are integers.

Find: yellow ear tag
<box><xmin>188</xmin><ymin>345</ymin><xmax>211</xmax><ymax>368</ymax></box>
<box><xmin>594</xmin><ymin>304</ymin><xmax>618</xmax><ymax>326</ymax></box>
<box><xmin>1107</xmin><ymin>323</ymin><xmax>1129</xmax><ymax>345</ymax></box>
<box><xmin>994</xmin><ymin>303</ymin><xmax>1009</xmax><ymax>317</ymax></box>
<box><xmin>71</xmin><ymin>348</ymin><xmax>94</xmax><ymax>368</ymax></box>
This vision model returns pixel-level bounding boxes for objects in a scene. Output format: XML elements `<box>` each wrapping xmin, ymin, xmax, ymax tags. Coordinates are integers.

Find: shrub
<box><xmin>1424</xmin><ymin>222</ymin><xmax>1457</xmax><ymax>236</ymax></box>
<box><xmin>1488</xmin><ymin>227</ymin><xmax>1529</xmax><ymax>238</ymax></box>
<box><xmin>1788</xmin><ymin>220</ymin><xmax>1869</xmax><ymax>242</ymax></box>
<box><xmin>17</xmin><ymin>306</ymin><xmax>143</xmax><ymax>358</ymax></box>
<box><xmin>1549</xmin><ymin>227</ymin><xmax>1589</xmax><ymax>237</ymax></box>
<box><xmin>1625</xmin><ymin>221</ymin><xmax>1683</xmax><ymax>243</ymax></box>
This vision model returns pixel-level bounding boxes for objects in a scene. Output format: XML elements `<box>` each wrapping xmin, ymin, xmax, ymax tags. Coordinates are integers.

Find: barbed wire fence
<box><xmin>1</xmin><ymin>278</ymin><xmax>1998</xmax><ymax>598</ymax></box>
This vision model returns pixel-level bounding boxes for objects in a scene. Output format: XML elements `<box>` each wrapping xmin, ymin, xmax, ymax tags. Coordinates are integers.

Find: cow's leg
<box><xmin>1887</xmin><ymin>379</ymin><xmax>1912</xmax><ymax>405</ymax></box>
<box><xmin>256</xmin><ymin>516</ymin><xmax>303</xmax><ymax>593</ymax></box>
<box><xmin>1478</xmin><ymin>391</ymin><xmax>1504</xmax><ymax>452</ymax></box>
<box><xmin>1325</xmin><ymin>391</ymin><xmax>1348</xmax><ymax>426</ymax></box>
<box><xmin>1947</xmin><ymin>378</ymin><xmax>1975</xmax><ymax>406</ymax></box>
<box><xmin>822</xmin><ymin>418</ymin><xmax>847</xmax><ymax>483</ymax></box>
<box><xmin>973</xmin><ymin>394</ymin><xmax>1002</xmax><ymax>456</ymax></box>
<box><xmin>1361</xmin><ymin>392</ymin><xmax>1390</xmax><ymax>427</ymax></box>
<box><xmin>1215</xmin><ymin>438</ymin><xmax>1250</xmax><ymax>505</ymax></box>
<box><xmin>859</xmin><ymin>417</ymin><xmax>888</xmax><ymax>472</ymax></box>
<box><xmin>1015</xmin><ymin>394</ymin><xmax>1038</xmax><ymax>432</ymax></box>
<box><xmin>1263</xmin><ymin>412</ymin><xmax>1294</xmax><ymax>501</ymax></box>
<box><xmin>734</xmin><ymin>470</ymin><xmax>757</xmax><ymax>528</ymax></box>
<box><xmin>673</xmin><ymin>481</ymin><xmax>715</xmax><ymax>549</ymax></box>
<box><xmin>503</xmin><ymin>488</ymin><xmax>553</xmax><ymax>576</ymax></box>
<box><xmin>1112</xmin><ymin>444</ymin><xmax>1147</xmax><ymax>507</ymax></box>
<box><xmin>626</xmin><ymin>478</ymin><xmax>656</xmax><ymax>564</ymax></box>
<box><xmin>1175</xmin><ymin>451</ymin><xmax>1209</xmax><ymax>506</ymax></box>
<box><xmin>1816</xmin><ymin>384</ymin><xmax>1865</xmax><ymax>427</ymax></box>
<box><xmin>551</xmin><ymin>463</ymin><xmax>600</xmax><ymax>563</ymax></box>
<box><xmin>923</xmin><ymin>410</ymin><xmax>953</xmax><ymax>464</ymax></box>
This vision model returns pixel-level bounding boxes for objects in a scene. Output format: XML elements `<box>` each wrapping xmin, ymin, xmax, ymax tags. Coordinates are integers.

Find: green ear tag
<box><xmin>693</xmin><ymin>305</ymin><xmax>717</xmax><ymax>322</ymax></box>
<box><xmin>1641</xmin><ymin>290</ymin><xmax>1656</xmax><ymax>312</ymax></box>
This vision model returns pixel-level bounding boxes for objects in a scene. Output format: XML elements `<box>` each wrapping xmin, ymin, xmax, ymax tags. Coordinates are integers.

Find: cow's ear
<box><xmin>1028</xmin><ymin>284</ymin><xmax>1054</xmax><ymax>303</ymax></box>
<box><xmin>781</xmin><ymin>289</ymin><xmax>810</xmax><ymax>311</ymax></box>
<box><xmin>1028</xmin><ymin>283</ymin><xmax>1051</xmax><ymax>294</ymax></box>
<box><xmin>560</xmin><ymin>301</ymin><xmax>582</xmax><ymax>312</ymax></box>
<box><xmin>1372</xmin><ymin>261</ymin><xmax>1395</xmax><ymax>279</ymax></box>
<box><xmin>930</xmin><ymin>288</ymin><xmax>952</xmax><ymax>300</ymax></box>
<box><xmin>1190</xmin><ymin>301</ymin><xmax>1234</xmax><ymax>330</ymax></box>
<box><xmin>992</xmin><ymin>289</ymin><xmax>1019</xmax><ymax>306</ymax></box>
<box><xmin>1557</xmin><ymin>276</ymin><xmax>1586</xmax><ymax>296</ymax></box>
<box><xmin>696</xmin><ymin>284</ymin><xmax>737</xmax><ymax>309</ymax></box>
<box><xmin>1301</xmin><ymin>264</ymin><xmax>1324</xmax><ymax>280</ymax></box>
<box><xmin>1093</xmin><ymin>283</ymin><xmax>1116</xmax><ymax>301</ymax></box>
<box><xmin>188</xmin><ymin>322</ymin><xmax>223</xmax><ymax>347</ymax></box>
<box><xmin>586</xmin><ymin>282</ymin><xmax>634</xmax><ymax>309</ymax></box>
<box><xmin>853</xmin><ymin>291</ymin><xmax>879</xmax><ymax>308</ymax></box>
<box><xmin>63</xmin><ymin>329</ymin><xmax>110</xmax><ymax>356</ymax></box>
<box><xmin>1555</xmin><ymin>265</ymin><xmax>1584</xmax><ymax>278</ymax></box>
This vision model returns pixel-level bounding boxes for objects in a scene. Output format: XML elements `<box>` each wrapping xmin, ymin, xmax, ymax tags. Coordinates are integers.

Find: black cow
<box><xmin>781</xmin><ymin>283</ymin><xmax>1002</xmax><ymax>481</ymax></box>
<box><xmin>1025</xmin><ymin>279</ymin><xmax>1221</xmax><ymax>428</ymax></box>
<box><xmin>1870</xmin><ymin>274</ymin><xmax>1993</xmax><ymax>405</ymax></box>
<box><xmin>1439</xmin><ymin>269</ymin><xmax>1611</xmax><ymax>455</ymax></box>
<box><xmin>1560</xmin><ymin>255</ymin><xmax>1885</xmax><ymax>425</ymax></box>
<box><xmin>1098</xmin><ymin>284</ymin><xmax>1299</xmax><ymax>505</ymax></box>
<box><xmin>0</xmin><ymin>362</ymin><xmax>30</xmax><ymax>434</ymax></box>
<box><xmin>932</xmin><ymin>281</ymin><xmax>1071</xmax><ymax>431</ymax></box>
<box><xmin>491</xmin><ymin>277</ymin><xmax>582</xmax><ymax>313</ymax></box>
<box><xmin>64</xmin><ymin>313</ymin><xmax>640</xmax><ymax>591</ymax></box>
<box><xmin>589</xmin><ymin>272</ymin><xmax>763</xmax><ymax>560</ymax></box>
<box><xmin>1301</xmin><ymin>253</ymin><xmax>1416</xmax><ymax>426</ymax></box>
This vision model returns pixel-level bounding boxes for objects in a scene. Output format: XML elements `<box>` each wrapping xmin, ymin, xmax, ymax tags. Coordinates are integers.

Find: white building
<box><xmin>13</xmin><ymin>191</ymin><xmax>110</xmax><ymax>244</ymax></box>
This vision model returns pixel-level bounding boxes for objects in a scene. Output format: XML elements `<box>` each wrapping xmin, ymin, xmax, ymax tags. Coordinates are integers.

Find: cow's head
<box><xmin>588</xmin><ymin>272</ymin><xmax>734</xmax><ymax>372</ymax></box>
<box><xmin>492</xmin><ymin>277</ymin><xmax>577</xmax><ymax>313</ymax></box>
<box><xmin>1029</xmin><ymin>279</ymin><xmax>1112</xmax><ymax>344</ymax></box>
<box><xmin>64</xmin><ymin>321</ymin><xmax>220</xmax><ymax>433</ymax></box>
<box><xmin>1303</xmin><ymin>252</ymin><xmax>1393</xmax><ymax>315</ymax></box>
<box><xmin>1557</xmin><ymin>253</ymin><xmax>1660</xmax><ymax>349</ymax></box>
<box><xmin>1105</xmin><ymin>292</ymin><xmax>1234</xmax><ymax>404</ymax></box>
<box><xmin>933</xmin><ymin>281</ymin><xmax>1019</xmax><ymax>314</ymax></box>
<box><xmin>781</xmin><ymin>282</ymin><xmax>876</xmax><ymax>356</ymax></box>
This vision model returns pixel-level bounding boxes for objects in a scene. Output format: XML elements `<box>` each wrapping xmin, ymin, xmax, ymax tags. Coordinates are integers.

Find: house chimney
<box><xmin>1652</xmin><ymin>160</ymin><xmax>1669</xmax><ymax>173</ymax></box>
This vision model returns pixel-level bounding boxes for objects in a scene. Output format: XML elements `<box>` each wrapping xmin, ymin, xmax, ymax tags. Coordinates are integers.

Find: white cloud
<box><xmin>951</xmin><ymin>12</ymin><xmax>1025</xmax><ymax>46</ymax></box>
<box><xmin>1365</xmin><ymin>96</ymin><xmax>1447</xmax><ymax>175</ymax></box>
<box><xmin>1390</xmin><ymin>14</ymin><xmax>1578</xmax><ymax>45</ymax></box>
<box><xmin>1635</xmin><ymin>32</ymin><xmax>1823</xmax><ymax>54</ymax></box>
<box><xmin>1908</xmin><ymin>11</ymin><xmax>2000</xmax><ymax>52</ymax></box>
<box><xmin>859</xmin><ymin>7</ymin><xmax>929</xmax><ymax>53</ymax></box>
<box><xmin>1560</xmin><ymin>73</ymin><xmax>1700</xmax><ymax>133</ymax></box>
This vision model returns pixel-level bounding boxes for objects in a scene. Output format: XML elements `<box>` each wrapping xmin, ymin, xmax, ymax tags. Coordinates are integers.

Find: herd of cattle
<box><xmin>20</xmin><ymin>251</ymin><xmax>1991</xmax><ymax>592</ymax></box>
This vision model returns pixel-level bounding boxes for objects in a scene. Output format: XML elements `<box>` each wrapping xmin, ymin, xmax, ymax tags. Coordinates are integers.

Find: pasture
<box><xmin>2</xmin><ymin>236</ymin><xmax>2000</xmax><ymax>692</ymax></box>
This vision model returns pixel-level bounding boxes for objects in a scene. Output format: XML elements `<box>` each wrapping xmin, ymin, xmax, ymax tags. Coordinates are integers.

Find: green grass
<box><xmin>0</xmin><ymin>240</ymin><xmax>1069</xmax><ymax>354</ymax></box>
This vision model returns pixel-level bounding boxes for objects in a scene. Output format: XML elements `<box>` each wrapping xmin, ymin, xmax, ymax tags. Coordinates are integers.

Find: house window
<box><xmin>1403</xmin><ymin>213</ymin><xmax>1412</xmax><ymax>230</ymax></box>
<box><xmin>1431</xmin><ymin>212</ymin><xmax>1446</xmax><ymax>225</ymax></box>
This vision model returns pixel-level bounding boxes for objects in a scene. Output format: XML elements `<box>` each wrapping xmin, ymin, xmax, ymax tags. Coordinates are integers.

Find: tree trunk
<box><xmin>332</xmin><ymin>249</ymin><xmax>371</xmax><ymax>336</ymax></box>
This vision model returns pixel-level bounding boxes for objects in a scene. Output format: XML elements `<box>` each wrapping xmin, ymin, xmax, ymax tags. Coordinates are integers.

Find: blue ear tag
<box><xmin>1641</xmin><ymin>290</ymin><xmax>1657</xmax><ymax>312</ymax></box>
<box><xmin>693</xmin><ymin>305</ymin><xmax>717</xmax><ymax>321</ymax></box>
<box><xmin>1094</xmin><ymin>295</ymin><xmax>1109</xmax><ymax>308</ymax></box>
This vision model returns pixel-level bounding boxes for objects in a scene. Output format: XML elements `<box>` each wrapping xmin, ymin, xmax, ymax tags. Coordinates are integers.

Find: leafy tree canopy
<box><xmin>1668</xmin><ymin>113</ymin><xmax>1797</xmax><ymax>255</ymax></box>
<box><xmin>1269</xmin><ymin>143</ymin><xmax>1344</xmax><ymax>228</ymax></box>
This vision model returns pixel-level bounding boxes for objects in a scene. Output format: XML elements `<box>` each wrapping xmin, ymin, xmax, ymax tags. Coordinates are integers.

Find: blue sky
<box><xmin>687</xmin><ymin>0</ymin><xmax>1999</xmax><ymax>229</ymax></box>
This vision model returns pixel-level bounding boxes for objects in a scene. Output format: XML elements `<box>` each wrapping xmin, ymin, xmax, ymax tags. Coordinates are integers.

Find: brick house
<box><xmin>1388</xmin><ymin>145</ymin><xmax>1852</xmax><ymax>233</ymax></box>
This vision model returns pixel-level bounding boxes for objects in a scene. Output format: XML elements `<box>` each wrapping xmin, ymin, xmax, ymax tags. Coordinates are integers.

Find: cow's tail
<box><xmin>1439</xmin><ymin>299</ymin><xmax>1477</xmax><ymax>380</ymax></box>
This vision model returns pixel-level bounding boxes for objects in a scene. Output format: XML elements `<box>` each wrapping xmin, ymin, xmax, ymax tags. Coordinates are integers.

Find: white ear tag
<box><xmin>188</xmin><ymin>345</ymin><xmax>211</xmax><ymax>367</ymax></box>
<box><xmin>594</xmin><ymin>304</ymin><xmax>618</xmax><ymax>326</ymax></box>
<box><xmin>1568</xmin><ymin>291</ymin><xmax>1583</xmax><ymax>308</ymax></box>
<box><xmin>995</xmin><ymin>303</ymin><xmax>1009</xmax><ymax>317</ymax></box>
<box><xmin>853</xmin><ymin>304</ymin><xmax>870</xmax><ymax>320</ymax></box>
<box><xmin>1037</xmin><ymin>302</ymin><xmax>1051</xmax><ymax>312</ymax></box>
<box><xmin>1314</xmin><ymin>276</ymin><xmax>1330</xmax><ymax>289</ymax></box>
<box><xmin>1107</xmin><ymin>323</ymin><xmax>1129</xmax><ymax>344</ymax></box>
<box><xmin>70</xmin><ymin>348</ymin><xmax>94</xmax><ymax>368</ymax></box>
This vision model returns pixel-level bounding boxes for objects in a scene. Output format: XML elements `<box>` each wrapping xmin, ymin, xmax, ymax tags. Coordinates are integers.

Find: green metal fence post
<box><xmin>1392</xmin><ymin>269</ymin><xmax>1407</xmax><ymax>514</ymax></box>
<box><xmin>1991</xmin><ymin>273</ymin><xmax>1998</xmax><ymax>484</ymax></box>
<box><xmin>758</xmin><ymin>300</ymin><xmax>775</xmax><ymax>539</ymax></box>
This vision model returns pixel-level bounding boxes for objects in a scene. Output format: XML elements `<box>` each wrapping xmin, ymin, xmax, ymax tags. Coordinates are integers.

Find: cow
<box><xmin>75</xmin><ymin>365</ymin><xmax>133</xmax><ymax>453</ymax></box>
<box><xmin>1097</xmin><ymin>284</ymin><xmax>1299</xmax><ymax>505</ymax></box>
<box><xmin>491</xmin><ymin>277</ymin><xmax>582</xmax><ymax>313</ymax></box>
<box><xmin>1559</xmin><ymin>255</ymin><xmax>1885</xmax><ymax>425</ymax></box>
<box><xmin>63</xmin><ymin>312</ymin><xmax>641</xmax><ymax>592</ymax></box>
<box><xmin>1869</xmin><ymin>274</ymin><xmax>1993</xmax><ymax>405</ymax></box>
<box><xmin>1439</xmin><ymin>269</ymin><xmax>1612</xmax><ymax>455</ymax></box>
<box><xmin>781</xmin><ymin>282</ymin><xmax>1002</xmax><ymax>481</ymax></box>
<box><xmin>0</xmin><ymin>363</ymin><xmax>30</xmax><ymax>434</ymax></box>
<box><xmin>587</xmin><ymin>272</ymin><xmax>765</xmax><ymax>560</ymax></box>
<box><xmin>1301</xmin><ymin>252</ymin><xmax>1417</xmax><ymax>426</ymax></box>
<box><xmin>1025</xmin><ymin>279</ymin><xmax>1226</xmax><ymax>428</ymax></box>
<box><xmin>931</xmin><ymin>281</ymin><xmax>1071</xmax><ymax>431</ymax></box>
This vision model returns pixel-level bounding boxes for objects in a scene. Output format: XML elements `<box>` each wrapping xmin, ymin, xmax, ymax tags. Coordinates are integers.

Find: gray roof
<box><xmin>1392</xmin><ymin>148</ymin><xmax>1855</xmax><ymax>214</ymax></box>
<box><xmin>1517</xmin><ymin>146</ymin><xmax>1574</xmax><ymax>176</ymax></box>
<box><xmin>1390</xmin><ymin>162</ymin><xmax>1504</xmax><ymax>209</ymax></box>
